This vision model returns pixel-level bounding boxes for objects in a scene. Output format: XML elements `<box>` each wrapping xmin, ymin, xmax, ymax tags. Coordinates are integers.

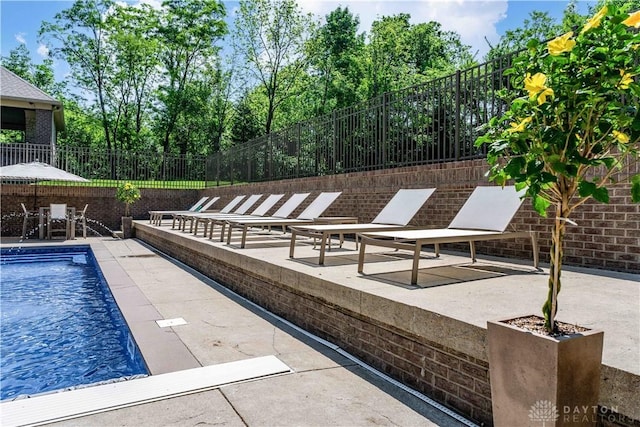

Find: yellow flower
<box><xmin>507</xmin><ymin>116</ymin><xmax>533</xmax><ymax>134</ymax></box>
<box><xmin>613</xmin><ymin>130</ymin><xmax>629</xmax><ymax>144</ymax></box>
<box><xmin>537</xmin><ymin>88</ymin><xmax>554</xmax><ymax>105</ymax></box>
<box><xmin>524</xmin><ymin>73</ymin><xmax>554</xmax><ymax>105</ymax></box>
<box><xmin>622</xmin><ymin>10</ymin><xmax>640</xmax><ymax>28</ymax></box>
<box><xmin>618</xmin><ymin>70</ymin><xmax>634</xmax><ymax>89</ymax></box>
<box><xmin>524</xmin><ymin>73</ymin><xmax>547</xmax><ymax>96</ymax></box>
<box><xmin>581</xmin><ymin>6</ymin><xmax>607</xmax><ymax>34</ymax></box>
<box><xmin>548</xmin><ymin>32</ymin><xmax>576</xmax><ymax>56</ymax></box>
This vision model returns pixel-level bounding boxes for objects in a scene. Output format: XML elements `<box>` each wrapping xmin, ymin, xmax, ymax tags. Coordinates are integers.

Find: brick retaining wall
<box><xmin>1</xmin><ymin>159</ymin><xmax>638</xmax><ymax>272</ymax></box>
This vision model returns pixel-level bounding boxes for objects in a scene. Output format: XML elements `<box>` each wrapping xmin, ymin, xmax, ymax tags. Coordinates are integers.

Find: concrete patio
<box><xmin>1</xmin><ymin>218</ymin><xmax>638</xmax><ymax>425</ymax></box>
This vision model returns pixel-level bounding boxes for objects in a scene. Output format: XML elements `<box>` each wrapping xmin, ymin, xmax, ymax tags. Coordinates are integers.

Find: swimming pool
<box><xmin>0</xmin><ymin>246</ymin><xmax>148</xmax><ymax>400</ymax></box>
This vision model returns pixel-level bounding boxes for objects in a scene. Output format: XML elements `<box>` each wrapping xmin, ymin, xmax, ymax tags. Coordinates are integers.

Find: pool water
<box><xmin>0</xmin><ymin>246</ymin><xmax>148</xmax><ymax>400</ymax></box>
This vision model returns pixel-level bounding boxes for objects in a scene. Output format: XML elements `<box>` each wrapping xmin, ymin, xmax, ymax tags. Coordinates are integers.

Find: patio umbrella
<box><xmin>0</xmin><ymin>161</ymin><xmax>90</xmax><ymax>209</ymax></box>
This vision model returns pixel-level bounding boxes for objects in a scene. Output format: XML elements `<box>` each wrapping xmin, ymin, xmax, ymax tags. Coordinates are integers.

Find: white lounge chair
<box><xmin>288</xmin><ymin>188</ymin><xmax>436</xmax><ymax>265</ymax></box>
<box><xmin>148</xmin><ymin>196</ymin><xmax>213</xmax><ymax>226</ymax></box>
<box><xmin>172</xmin><ymin>195</ymin><xmax>245</xmax><ymax>230</ymax></box>
<box><xmin>183</xmin><ymin>194</ymin><xmax>265</xmax><ymax>235</ymax></box>
<box><xmin>224</xmin><ymin>192</ymin><xmax>324</xmax><ymax>247</ymax></box>
<box><xmin>170</xmin><ymin>196</ymin><xmax>221</xmax><ymax>228</ymax></box>
<box><xmin>200</xmin><ymin>194</ymin><xmax>285</xmax><ymax>240</ymax></box>
<box><xmin>356</xmin><ymin>186</ymin><xmax>539</xmax><ymax>285</ymax></box>
<box><xmin>179</xmin><ymin>194</ymin><xmax>262</xmax><ymax>234</ymax></box>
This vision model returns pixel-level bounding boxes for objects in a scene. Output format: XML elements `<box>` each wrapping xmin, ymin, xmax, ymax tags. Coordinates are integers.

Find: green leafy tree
<box><xmin>2</xmin><ymin>45</ymin><xmax>31</xmax><ymax>80</ymax></box>
<box><xmin>155</xmin><ymin>0</ymin><xmax>227</xmax><ymax>154</ymax></box>
<box><xmin>307</xmin><ymin>6</ymin><xmax>365</xmax><ymax>114</ymax></box>
<box><xmin>476</xmin><ymin>5</ymin><xmax>640</xmax><ymax>333</ymax></box>
<box><xmin>233</xmin><ymin>0</ymin><xmax>314</xmax><ymax>134</ymax></box>
<box><xmin>230</xmin><ymin>92</ymin><xmax>263</xmax><ymax>146</ymax></box>
<box><xmin>106</xmin><ymin>3</ymin><xmax>161</xmax><ymax>151</ymax></box>
<box><xmin>485</xmin><ymin>10</ymin><xmax>561</xmax><ymax>61</ymax></box>
<box><xmin>39</xmin><ymin>0</ymin><xmax>117</xmax><ymax>149</ymax></box>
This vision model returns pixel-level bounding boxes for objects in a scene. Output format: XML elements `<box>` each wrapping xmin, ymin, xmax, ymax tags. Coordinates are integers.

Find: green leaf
<box><xmin>592</xmin><ymin>187</ymin><xmax>609</xmax><ymax>203</ymax></box>
<box><xmin>526</xmin><ymin>39</ymin><xmax>539</xmax><ymax>49</ymax></box>
<box><xmin>578</xmin><ymin>181</ymin><xmax>597</xmax><ymax>198</ymax></box>
<box><xmin>532</xmin><ymin>195</ymin><xmax>550</xmax><ymax>216</ymax></box>
<box><xmin>632</xmin><ymin>175</ymin><xmax>640</xmax><ymax>203</ymax></box>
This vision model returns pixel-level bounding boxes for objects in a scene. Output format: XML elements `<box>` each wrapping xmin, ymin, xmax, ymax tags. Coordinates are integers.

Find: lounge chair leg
<box><xmin>241</xmin><ymin>227</ymin><xmax>248</xmax><ymax>248</ymax></box>
<box><xmin>219</xmin><ymin>223</ymin><xmax>226</xmax><ymax>242</ymax></box>
<box><xmin>411</xmin><ymin>245</ymin><xmax>421</xmax><ymax>285</ymax></box>
<box><xmin>289</xmin><ymin>230</ymin><xmax>297</xmax><ymax>258</ymax></box>
<box><xmin>319</xmin><ymin>234</ymin><xmax>328</xmax><ymax>265</ymax></box>
<box><xmin>226</xmin><ymin>225</ymin><xmax>233</xmax><ymax>244</ymax></box>
<box><xmin>357</xmin><ymin>238</ymin><xmax>367</xmax><ymax>274</ymax></box>
<box><xmin>531</xmin><ymin>232</ymin><xmax>540</xmax><ymax>269</ymax></box>
<box><xmin>470</xmin><ymin>241</ymin><xmax>477</xmax><ymax>263</ymax></box>
<box><xmin>434</xmin><ymin>243</ymin><xmax>440</xmax><ymax>257</ymax></box>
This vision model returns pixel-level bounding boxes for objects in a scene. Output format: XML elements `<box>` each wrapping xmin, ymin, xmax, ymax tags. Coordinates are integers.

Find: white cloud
<box><xmin>298</xmin><ymin>0</ymin><xmax>508</xmax><ymax>60</ymax></box>
<box><xmin>15</xmin><ymin>32</ymin><xmax>27</xmax><ymax>45</ymax></box>
<box><xmin>37</xmin><ymin>43</ymin><xmax>50</xmax><ymax>57</ymax></box>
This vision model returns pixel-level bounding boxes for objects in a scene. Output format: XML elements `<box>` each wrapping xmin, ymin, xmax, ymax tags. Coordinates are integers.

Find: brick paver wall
<box><xmin>2</xmin><ymin>159</ymin><xmax>638</xmax><ymax>272</ymax></box>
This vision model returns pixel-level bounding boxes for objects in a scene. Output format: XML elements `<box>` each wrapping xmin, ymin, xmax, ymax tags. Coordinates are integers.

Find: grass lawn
<box><xmin>36</xmin><ymin>179</ymin><xmax>237</xmax><ymax>189</ymax></box>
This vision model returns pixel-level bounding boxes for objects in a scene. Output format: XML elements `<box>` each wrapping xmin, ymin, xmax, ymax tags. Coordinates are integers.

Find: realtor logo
<box><xmin>529</xmin><ymin>400</ymin><xmax>559</xmax><ymax>426</ymax></box>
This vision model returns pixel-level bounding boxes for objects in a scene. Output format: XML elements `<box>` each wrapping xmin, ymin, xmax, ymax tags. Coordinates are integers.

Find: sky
<box><xmin>0</xmin><ymin>0</ymin><xmax>596</xmax><ymax>83</ymax></box>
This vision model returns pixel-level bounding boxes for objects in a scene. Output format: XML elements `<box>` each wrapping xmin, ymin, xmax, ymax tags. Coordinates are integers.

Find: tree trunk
<box><xmin>543</xmin><ymin>201</ymin><xmax>569</xmax><ymax>333</ymax></box>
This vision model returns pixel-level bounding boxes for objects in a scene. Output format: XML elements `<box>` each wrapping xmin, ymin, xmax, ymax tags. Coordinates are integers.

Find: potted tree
<box><xmin>115</xmin><ymin>181</ymin><xmax>141</xmax><ymax>239</ymax></box>
<box><xmin>476</xmin><ymin>5</ymin><xmax>639</xmax><ymax>426</ymax></box>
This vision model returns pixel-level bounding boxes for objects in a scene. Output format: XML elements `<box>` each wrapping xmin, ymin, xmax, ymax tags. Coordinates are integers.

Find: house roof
<box><xmin>0</xmin><ymin>65</ymin><xmax>64</xmax><ymax>131</ymax></box>
<box><xmin>0</xmin><ymin>66</ymin><xmax>61</xmax><ymax>105</ymax></box>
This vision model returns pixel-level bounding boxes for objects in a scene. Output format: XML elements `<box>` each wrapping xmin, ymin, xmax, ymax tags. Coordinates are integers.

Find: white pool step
<box><xmin>1</xmin><ymin>355</ymin><xmax>292</xmax><ymax>426</ymax></box>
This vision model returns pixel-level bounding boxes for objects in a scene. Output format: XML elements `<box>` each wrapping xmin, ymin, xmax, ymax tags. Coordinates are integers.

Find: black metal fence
<box><xmin>0</xmin><ymin>143</ymin><xmax>207</xmax><ymax>189</ymax></box>
<box><xmin>1</xmin><ymin>49</ymin><xmax>519</xmax><ymax>188</ymax></box>
<box><xmin>206</xmin><ymin>50</ymin><xmax>517</xmax><ymax>185</ymax></box>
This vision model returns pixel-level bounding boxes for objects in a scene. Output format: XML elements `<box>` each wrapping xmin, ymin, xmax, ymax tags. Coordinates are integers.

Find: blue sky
<box><xmin>0</xmin><ymin>0</ymin><xmax>596</xmax><ymax>82</ymax></box>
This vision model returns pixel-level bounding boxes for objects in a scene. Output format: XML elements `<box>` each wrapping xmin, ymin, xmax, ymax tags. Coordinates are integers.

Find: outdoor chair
<box><xmin>47</xmin><ymin>203</ymin><xmax>71</xmax><ymax>240</ymax></box>
<box><xmin>182</xmin><ymin>194</ymin><xmax>264</xmax><ymax>235</ymax></box>
<box><xmin>74</xmin><ymin>204</ymin><xmax>89</xmax><ymax>239</ymax></box>
<box><xmin>169</xmin><ymin>196</ymin><xmax>221</xmax><ymax>229</ymax></box>
<box><xmin>288</xmin><ymin>188</ymin><xmax>436</xmax><ymax>265</ymax></box>
<box><xmin>20</xmin><ymin>203</ymin><xmax>39</xmax><ymax>240</ymax></box>
<box><xmin>356</xmin><ymin>186</ymin><xmax>539</xmax><ymax>285</ymax></box>
<box><xmin>199</xmin><ymin>194</ymin><xmax>285</xmax><ymax>240</ymax></box>
<box><xmin>225</xmin><ymin>191</ymin><xmax>346</xmax><ymax>248</ymax></box>
<box><xmin>172</xmin><ymin>195</ymin><xmax>245</xmax><ymax>231</ymax></box>
<box><xmin>148</xmin><ymin>196</ymin><xmax>213</xmax><ymax>226</ymax></box>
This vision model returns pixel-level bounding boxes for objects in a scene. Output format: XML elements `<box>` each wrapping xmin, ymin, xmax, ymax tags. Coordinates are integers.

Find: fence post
<box><xmin>455</xmin><ymin>70</ymin><xmax>461</xmax><ymax>160</ymax></box>
<box><xmin>297</xmin><ymin>122</ymin><xmax>301</xmax><ymax>178</ymax></box>
<box><xmin>382</xmin><ymin>92</ymin><xmax>388</xmax><ymax>168</ymax></box>
<box><xmin>332</xmin><ymin>110</ymin><xmax>337</xmax><ymax>175</ymax></box>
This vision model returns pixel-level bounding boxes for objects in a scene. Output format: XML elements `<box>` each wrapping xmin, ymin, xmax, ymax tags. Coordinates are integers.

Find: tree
<box><xmin>105</xmin><ymin>3</ymin><xmax>161</xmax><ymax>151</ymax></box>
<box><xmin>39</xmin><ymin>0</ymin><xmax>117</xmax><ymax>149</ymax></box>
<box><xmin>230</xmin><ymin>92</ymin><xmax>263</xmax><ymax>146</ymax></box>
<box><xmin>2</xmin><ymin>45</ymin><xmax>31</xmax><ymax>80</ymax></box>
<box><xmin>155</xmin><ymin>0</ymin><xmax>227</xmax><ymax>154</ymax></box>
<box><xmin>477</xmin><ymin>5</ymin><xmax>640</xmax><ymax>333</ymax></box>
<box><xmin>233</xmin><ymin>0</ymin><xmax>314</xmax><ymax>134</ymax></box>
<box><xmin>484</xmin><ymin>11</ymin><xmax>561</xmax><ymax>61</ymax></box>
<box><xmin>307</xmin><ymin>6</ymin><xmax>365</xmax><ymax>114</ymax></box>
